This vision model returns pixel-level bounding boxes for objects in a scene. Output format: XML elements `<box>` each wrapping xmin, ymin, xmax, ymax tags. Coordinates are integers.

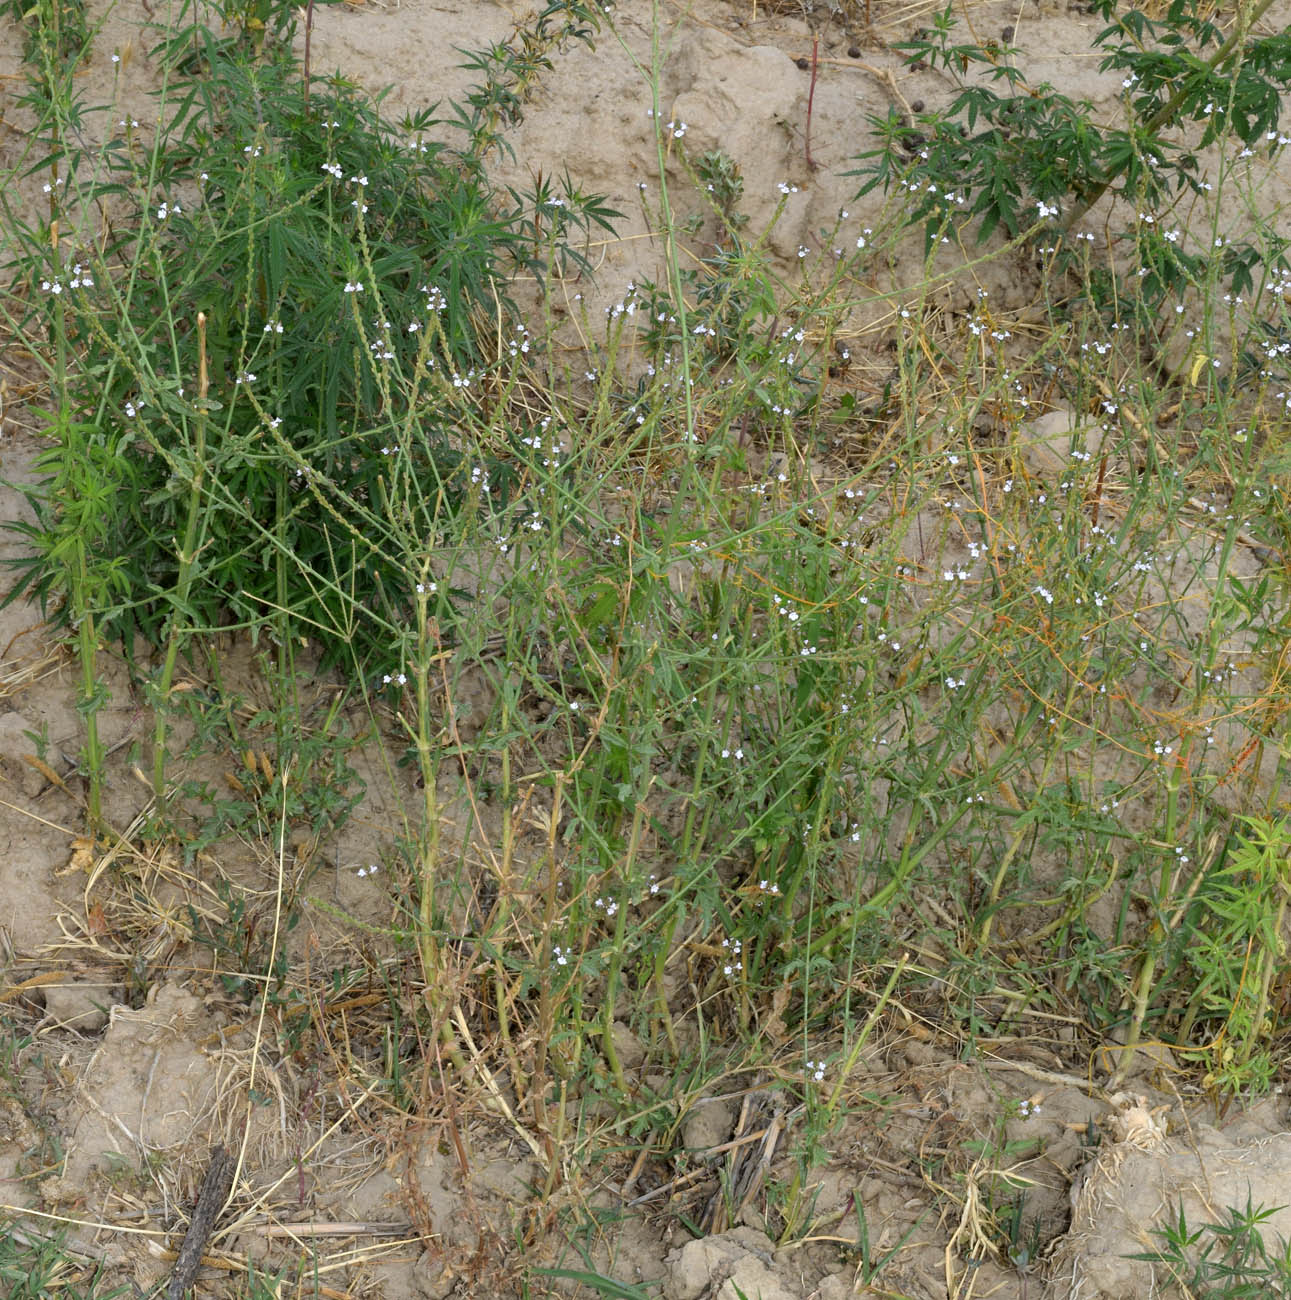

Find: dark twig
<box><xmin>166</xmin><ymin>1145</ymin><xmax>236</xmax><ymax>1300</ymax></box>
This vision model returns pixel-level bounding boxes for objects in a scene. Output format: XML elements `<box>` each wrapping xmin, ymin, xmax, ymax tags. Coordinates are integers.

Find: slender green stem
<box><xmin>153</xmin><ymin>312</ymin><xmax>210</xmax><ymax>800</ymax></box>
<box><xmin>48</xmin><ymin>220</ymin><xmax>105</xmax><ymax>831</ymax></box>
<box><xmin>601</xmin><ymin>786</ymin><xmax>649</xmax><ymax>1099</ymax></box>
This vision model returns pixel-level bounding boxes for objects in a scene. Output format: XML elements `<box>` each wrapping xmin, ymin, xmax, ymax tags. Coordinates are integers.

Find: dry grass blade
<box><xmin>0</xmin><ymin>630</ymin><xmax>59</xmax><ymax>701</ymax></box>
<box><xmin>703</xmin><ymin>1088</ymin><xmax>787</xmax><ymax>1233</ymax></box>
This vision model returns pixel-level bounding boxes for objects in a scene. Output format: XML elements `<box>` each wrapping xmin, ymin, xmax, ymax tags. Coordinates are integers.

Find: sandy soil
<box><xmin>4</xmin><ymin>0</ymin><xmax>1291</xmax><ymax>1295</ymax></box>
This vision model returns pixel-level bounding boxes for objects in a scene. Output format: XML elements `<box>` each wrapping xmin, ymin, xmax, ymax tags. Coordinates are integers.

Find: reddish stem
<box><xmin>805</xmin><ymin>34</ymin><xmax>820</xmax><ymax>171</ymax></box>
<box><xmin>304</xmin><ymin>0</ymin><xmax>315</xmax><ymax>110</ymax></box>
<box><xmin>1090</xmin><ymin>452</ymin><xmax>1108</xmax><ymax>531</ymax></box>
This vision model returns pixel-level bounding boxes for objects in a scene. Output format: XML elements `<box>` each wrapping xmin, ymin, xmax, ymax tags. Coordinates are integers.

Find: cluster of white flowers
<box><xmin>41</xmin><ymin>261</ymin><xmax>94</xmax><ymax>296</ymax></box>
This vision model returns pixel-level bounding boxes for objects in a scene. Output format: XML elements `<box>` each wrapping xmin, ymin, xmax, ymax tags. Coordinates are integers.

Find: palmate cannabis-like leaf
<box><xmin>849</xmin><ymin>0</ymin><xmax>1290</xmax><ymax>274</ymax></box>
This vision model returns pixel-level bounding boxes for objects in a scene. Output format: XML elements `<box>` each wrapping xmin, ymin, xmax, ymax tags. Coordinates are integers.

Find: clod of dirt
<box><xmin>682</xmin><ymin>1096</ymin><xmax>736</xmax><ymax>1152</ymax></box>
<box><xmin>410</xmin><ymin>1249</ymin><xmax>459</xmax><ymax>1300</ymax></box>
<box><xmin>666</xmin><ymin>1227</ymin><xmax>799</xmax><ymax>1300</ymax></box>
<box><xmin>815</xmin><ymin>1276</ymin><xmax>852</xmax><ymax>1300</ymax></box>
<box><xmin>406</xmin><ymin>1143</ymin><xmax>480</xmax><ymax>1251</ymax></box>
<box><xmin>64</xmin><ymin>981</ymin><xmax>215</xmax><ymax>1184</ymax></box>
<box><xmin>0</xmin><ymin>1096</ymin><xmax>40</xmax><ymax>1148</ymax></box>
<box><xmin>41</xmin><ymin>979</ymin><xmax>114</xmax><ymax>1032</ymax></box>
<box><xmin>1050</xmin><ymin>1105</ymin><xmax>1291</xmax><ymax>1298</ymax></box>
<box><xmin>1019</xmin><ymin>406</ymin><xmax>1108</xmax><ymax>477</ymax></box>
<box><xmin>611</xmin><ymin>1021</ymin><xmax>648</xmax><ymax>1070</ymax></box>
<box><xmin>663</xmin><ymin>31</ymin><xmax>808</xmax><ymax>261</ymax></box>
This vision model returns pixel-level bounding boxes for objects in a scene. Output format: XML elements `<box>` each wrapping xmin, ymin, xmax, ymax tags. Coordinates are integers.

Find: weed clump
<box><xmin>4</xmin><ymin>0</ymin><xmax>616</xmax><ymax>675</ymax></box>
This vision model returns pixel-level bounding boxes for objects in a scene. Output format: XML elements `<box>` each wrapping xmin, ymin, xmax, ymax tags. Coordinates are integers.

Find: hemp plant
<box><xmin>851</xmin><ymin>0</ymin><xmax>1290</xmax><ymax>301</ymax></box>
<box><xmin>3</xmin><ymin>0</ymin><xmax>617</xmax><ymax>679</ymax></box>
